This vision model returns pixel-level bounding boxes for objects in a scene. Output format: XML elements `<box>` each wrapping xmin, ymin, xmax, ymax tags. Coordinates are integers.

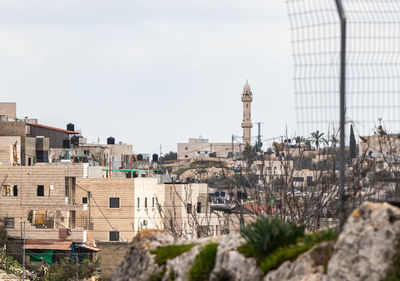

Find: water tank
<box><xmin>137</xmin><ymin>154</ymin><xmax>143</xmax><ymax>161</ymax></box>
<box><xmin>67</xmin><ymin>123</ymin><xmax>75</xmax><ymax>132</ymax></box>
<box><xmin>107</xmin><ymin>137</ymin><xmax>115</xmax><ymax>145</ymax></box>
<box><xmin>152</xmin><ymin>153</ymin><xmax>159</xmax><ymax>162</ymax></box>
<box><xmin>63</xmin><ymin>139</ymin><xmax>70</xmax><ymax>149</ymax></box>
<box><xmin>71</xmin><ymin>136</ymin><xmax>79</xmax><ymax>146</ymax></box>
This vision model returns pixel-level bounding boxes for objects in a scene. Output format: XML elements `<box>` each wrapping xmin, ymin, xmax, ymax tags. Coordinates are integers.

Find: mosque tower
<box><xmin>241</xmin><ymin>80</ymin><xmax>253</xmax><ymax>145</ymax></box>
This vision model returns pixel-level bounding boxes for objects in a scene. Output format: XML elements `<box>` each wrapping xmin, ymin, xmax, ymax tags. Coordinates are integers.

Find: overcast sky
<box><xmin>0</xmin><ymin>0</ymin><xmax>295</xmax><ymax>154</ymax></box>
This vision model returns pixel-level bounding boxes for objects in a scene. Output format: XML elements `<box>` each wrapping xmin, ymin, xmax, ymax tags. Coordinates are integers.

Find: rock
<box><xmin>264</xmin><ymin>241</ymin><xmax>334</xmax><ymax>281</ymax></box>
<box><xmin>210</xmin><ymin>233</ymin><xmax>262</xmax><ymax>281</ymax></box>
<box><xmin>112</xmin><ymin>230</ymin><xmax>174</xmax><ymax>281</ymax></box>
<box><xmin>0</xmin><ymin>270</ymin><xmax>20</xmax><ymax>281</ymax></box>
<box><xmin>327</xmin><ymin>202</ymin><xmax>400</xmax><ymax>281</ymax></box>
<box><xmin>164</xmin><ymin>245</ymin><xmax>202</xmax><ymax>281</ymax></box>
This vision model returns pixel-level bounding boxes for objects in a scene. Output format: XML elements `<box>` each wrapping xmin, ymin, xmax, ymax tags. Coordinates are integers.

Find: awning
<box><xmin>24</xmin><ymin>240</ymin><xmax>72</xmax><ymax>251</ymax></box>
<box><xmin>76</xmin><ymin>244</ymin><xmax>100</xmax><ymax>252</ymax></box>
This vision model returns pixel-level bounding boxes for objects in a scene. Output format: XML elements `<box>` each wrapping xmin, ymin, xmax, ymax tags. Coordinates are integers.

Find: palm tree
<box><xmin>309</xmin><ymin>130</ymin><xmax>326</xmax><ymax>149</ymax></box>
<box><xmin>330</xmin><ymin>135</ymin><xmax>339</xmax><ymax>147</ymax></box>
<box><xmin>294</xmin><ymin>136</ymin><xmax>306</xmax><ymax>148</ymax></box>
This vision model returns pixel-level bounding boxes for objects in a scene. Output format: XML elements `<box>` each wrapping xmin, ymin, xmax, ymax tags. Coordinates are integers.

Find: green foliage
<box><xmin>0</xmin><ymin>245</ymin><xmax>25</xmax><ymax>278</ymax></box>
<box><xmin>239</xmin><ymin>217</ymin><xmax>305</xmax><ymax>259</ymax></box>
<box><xmin>383</xmin><ymin>248</ymin><xmax>400</xmax><ymax>281</ymax></box>
<box><xmin>147</xmin><ymin>268</ymin><xmax>166</xmax><ymax>281</ymax></box>
<box><xmin>151</xmin><ymin>244</ymin><xmax>196</xmax><ymax>265</ymax></box>
<box><xmin>160</xmin><ymin>151</ymin><xmax>177</xmax><ymax>161</ymax></box>
<box><xmin>188</xmin><ymin>243</ymin><xmax>218</xmax><ymax>281</ymax></box>
<box><xmin>260</xmin><ymin>243</ymin><xmax>312</xmax><ymax>273</ymax></box>
<box><xmin>260</xmin><ymin>229</ymin><xmax>337</xmax><ymax>274</ymax></box>
<box><xmin>42</xmin><ymin>257</ymin><xmax>99</xmax><ymax>281</ymax></box>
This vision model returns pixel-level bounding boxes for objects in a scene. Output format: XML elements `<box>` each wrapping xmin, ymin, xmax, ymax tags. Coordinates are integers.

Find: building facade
<box><xmin>177</xmin><ymin>137</ymin><xmax>241</xmax><ymax>160</ymax></box>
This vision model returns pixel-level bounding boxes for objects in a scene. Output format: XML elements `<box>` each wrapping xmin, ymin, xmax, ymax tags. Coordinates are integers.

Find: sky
<box><xmin>0</xmin><ymin>0</ymin><xmax>295</xmax><ymax>154</ymax></box>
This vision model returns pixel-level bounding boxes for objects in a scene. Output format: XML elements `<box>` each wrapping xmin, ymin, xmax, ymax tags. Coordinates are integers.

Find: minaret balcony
<box><xmin>241</xmin><ymin>122</ymin><xmax>253</xmax><ymax>128</ymax></box>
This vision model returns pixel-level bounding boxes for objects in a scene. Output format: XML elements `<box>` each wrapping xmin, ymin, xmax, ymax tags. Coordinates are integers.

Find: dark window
<box><xmin>82</xmin><ymin>197</ymin><xmax>88</xmax><ymax>204</ymax></box>
<box><xmin>137</xmin><ymin>198</ymin><xmax>140</xmax><ymax>208</ymax></box>
<box><xmin>185</xmin><ymin>155</ymin><xmax>188</xmax><ymax>158</ymax></box>
<box><xmin>13</xmin><ymin>185</ymin><xmax>18</xmax><ymax>196</ymax></box>
<box><xmin>36</xmin><ymin>150</ymin><xmax>48</xmax><ymax>163</ymax></box>
<box><xmin>185</xmin><ymin>147</ymin><xmax>188</xmax><ymax>150</ymax></box>
<box><xmin>197</xmin><ymin>202</ymin><xmax>202</xmax><ymax>213</ymax></box>
<box><xmin>145</xmin><ymin>198</ymin><xmax>147</xmax><ymax>208</ymax></box>
<box><xmin>37</xmin><ymin>185</ymin><xmax>44</xmax><ymax>196</ymax></box>
<box><xmin>109</xmin><ymin>198</ymin><xmax>120</xmax><ymax>208</ymax></box>
<box><xmin>84</xmin><ymin>150</ymin><xmax>90</xmax><ymax>155</ymax></box>
<box><xmin>186</xmin><ymin>204</ymin><xmax>192</xmax><ymax>214</ymax></box>
<box><xmin>152</xmin><ymin>197</ymin><xmax>155</xmax><ymax>208</ymax></box>
<box><xmin>4</xmin><ymin>218</ymin><xmax>14</xmax><ymax>228</ymax></box>
<box><xmin>109</xmin><ymin>231</ymin><xmax>119</xmax><ymax>241</ymax></box>
<box><xmin>293</xmin><ymin>177</ymin><xmax>304</xmax><ymax>182</ymax></box>
<box><xmin>28</xmin><ymin>157</ymin><xmax>32</xmax><ymax>166</ymax></box>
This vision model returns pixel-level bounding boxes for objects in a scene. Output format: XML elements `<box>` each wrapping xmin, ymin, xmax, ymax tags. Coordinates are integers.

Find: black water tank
<box><xmin>71</xmin><ymin>136</ymin><xmax>79</xmax><ymax>146</ymax></box>
<box><xmin>137</xmin><ymin>154</ymin><xmax>143</xmax><ymax>161</ymax></box>
<box><xmin>63</xmin><ymin>139</ymin><xmax>70</xmax><ymax>149</ymax></box>
<box><xmin>107</xmin><ymin>137</ymin><xmax>115</xmax><ymax>145</ymax></box>
<box><xmin>67</xmin><ymin>123</ymin><xmax>75</xmax><ymax>132</ymax></box>
<box><xmin>152</xmin><ymin>153</ymin><xmax>159</xmax><ymax>162</ymax></box>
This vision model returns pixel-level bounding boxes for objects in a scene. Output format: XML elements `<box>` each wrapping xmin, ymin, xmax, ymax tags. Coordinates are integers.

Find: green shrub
<box><xmin>239</xmin><ymin>217</ymin><xmax>305</xmax><ymax>259</ymax></box>
<box><xmin>42</xmin><ymin>257</ymin><xmax>99</xmax><ymax>281</ymax></box>
<box><xmin>188</xmin><ymin>243</ymin><xmax>218</xmax><ymax>281</ymax></box>
<box><xmin>151</xmin><ymin>244</ymin><xmax>196</xmax><ymax>265</ymax></box>
<box><xmin>260</xmin><ymin>243</ymin><xmax>313</xmax><ymax>273</ymax></box>
<box><xmin>260</xmin><ymin>229</ymin><xmax>337</xmax><ymax>275</ymax></box>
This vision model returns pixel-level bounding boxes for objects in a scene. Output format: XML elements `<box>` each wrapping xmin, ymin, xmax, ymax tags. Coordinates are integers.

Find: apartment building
<box><xmin>177</xmin><ymin>137</ymin><xmax>241</xmax><ymax>160</ymax></box>
<box><xmin>0</xmin><ymin>164</ymin><xmax>90</xmax><ymax>242</ymax></box>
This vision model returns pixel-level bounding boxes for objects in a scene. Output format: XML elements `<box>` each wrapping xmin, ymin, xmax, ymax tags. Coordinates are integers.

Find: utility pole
<box><xmin>75</xmin><ymin>244</ymin><xmax>79</xmax><ymax>281</ymax></box>
<box><xmin>22</xmin><ymin>221</ymin><xmax>25</xmax><ymax>281</ymax></box>
<box><xmin>334</xmin><ymin>0</ymin><xmax>347</xmax><ymax>230</ymax></box>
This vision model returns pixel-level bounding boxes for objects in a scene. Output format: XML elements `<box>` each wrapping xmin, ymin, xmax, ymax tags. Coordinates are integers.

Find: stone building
<box><xmin>177</xmin><ymin>137</ymin><xmax>241</xmax><ymax>160</ymax></box>
<box><xmin>0</xmin><ymin>164</ymin><xmax>90</xmax><ymax>242</ymax></box>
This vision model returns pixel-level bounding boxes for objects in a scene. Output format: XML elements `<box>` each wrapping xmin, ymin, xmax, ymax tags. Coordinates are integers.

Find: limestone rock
<box><xmin>210</xmin><ymin>233</ymin><xmax>262</xmax><ymax>281</ymax></box>
<box><xmin>264</xmin><ymin>241</ymin><xmax>334</xmax><ymax>281</ymax></box>
<box><xmin>327</xmin><ymin>202</ymin><xmax>400</xmax><ymax>281</ymax></box>
<box><xmin>112</xmin><ymin>230</ymin><xmax>174</xmax><ymax>281</ymax></box>
<box><xmin>164</xmin><ymin>245</ymin><xmax>202</xmax><ymax>281</ymax></box>
<box><xmin>0</xmin><ymin>270</ymin><xmax>20</xmax><ymax>281</ymax></box>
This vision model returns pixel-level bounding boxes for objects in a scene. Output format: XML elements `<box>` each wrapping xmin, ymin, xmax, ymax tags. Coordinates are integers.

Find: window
<box><xmin>37</xmin><ymin>185</ymin><xmax>44</xmax><ymax>196</ymax></box>
<box><xmin>152</xmin><ymin>197</ymin><xmax>155</xmax><ymax>208</ymax></box>
<box><xmin>197</xmin><ymin>202</ymin><xmax>202</xmax><ymax>213</ymax></box>
<box><xmin>186</xmin><ymin>204</ymin><xmax>192</xmax><ymax>214</ymax></box>
<box><xmin>109</xmin><ymin>198</ymin><xmax>120</xmax><ymax>208</ymax></box>
<box><xmin>293</xmin><ymin>177</ymin><xmax>304</xmax><ymax>182</ymax></box>
<box><xmin>2</xmin><ymin>185</ymin><xmax>17</xmax><ymax>197</ymax></box>
<box><xmin>145</xmin><ymin>198</ymin><xmax>148</xmax><ymax>208</ymax></box>
<box><xmin>84</xmin><ymin>150</ymin><xmax>90</xmax><ymax>155</ymax></box>
<box><xmin>82</xmin><ymin>197</ymin><xmax>88</xmax><ymax>204</ymax></box>
<box><xmin>137</xmin><ymin>198</ymin><xmax>140</xmax><ymax>208</ymax></box>
<box><xmin>28</xmin><ymin>157</ymin><xmax>32</xmax><ymax>166</ymax></box>
<box><xmin>185</xmin><ymin>155</ymin><xmax>188</xmax><ymax>158</ymax></box>
<box><xmin>109</xmin><ymin>231</ymin><xmax>119</xmax><ymax>241</ymax></box>
<box><xmin>4</xmin><ymin>218</ymin><xmax>14</xmax><ymax>228</ymax></box>
<box><xmin>185</xmin><ymin>147</ymin><xmax>188</xmax><ymax>150</ymax></box>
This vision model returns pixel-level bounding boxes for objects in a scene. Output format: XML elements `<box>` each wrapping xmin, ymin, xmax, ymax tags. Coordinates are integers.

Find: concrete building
<box><xmin>177</xmin><ymin>137</ymin><xmax>241</xmax><ymax>160</ymax></box>
<box><xmin>0</xmin><ymin>102</ymin><xmax>16</xmax><ymax>121</ymax></box>
<box><xmin>241</xmin><ymin>81</ymin><xmax>253</xmax><ymax>145</ymax></box>
<box><xmin>0</xmin><ymin>164</ymin><xmax>90</xmax><ymax>242</ymax></box>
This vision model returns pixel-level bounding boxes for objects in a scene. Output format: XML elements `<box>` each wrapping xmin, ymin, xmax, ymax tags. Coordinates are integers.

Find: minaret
<box><xmin>241</xmin><ymin>80</ymin><xmax>253</xmax><ymax>145</ymax></box>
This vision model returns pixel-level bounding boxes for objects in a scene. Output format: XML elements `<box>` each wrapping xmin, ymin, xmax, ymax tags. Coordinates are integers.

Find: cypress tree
<box><xmin>349</xmin><ymin>125</ymin><xmax>357</xmax><ymax>160</ymax></box>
